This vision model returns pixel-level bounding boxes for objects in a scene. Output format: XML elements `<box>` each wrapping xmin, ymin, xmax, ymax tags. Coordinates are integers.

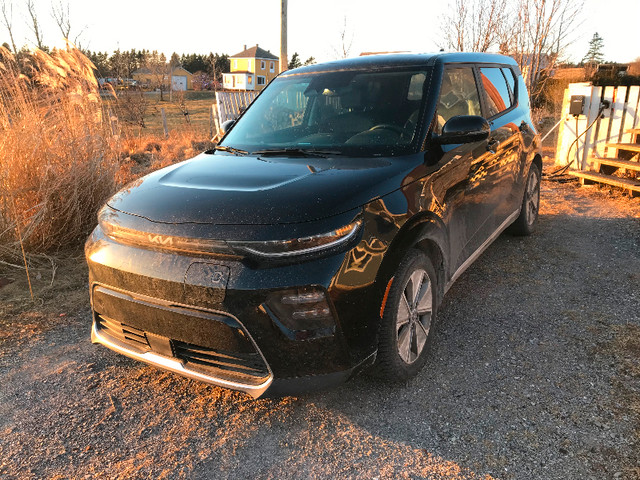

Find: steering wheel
<box><xmin>369</xmin><ymin>124</ymin><xmax>404</xmax><ymax>135</ymax></box>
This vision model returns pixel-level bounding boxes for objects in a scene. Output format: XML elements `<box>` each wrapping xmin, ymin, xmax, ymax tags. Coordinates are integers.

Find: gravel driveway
<box><xmin>1</xmin><ymin>177</ymin><xmax>639</xmax><ymax>479</ymax></box>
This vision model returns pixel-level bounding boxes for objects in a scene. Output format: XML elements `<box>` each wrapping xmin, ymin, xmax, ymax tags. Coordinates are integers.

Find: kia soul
<box><xmin>86</xmin><ymin>52</ymin><xmax>541</xmax><ymax>398</ymax></box>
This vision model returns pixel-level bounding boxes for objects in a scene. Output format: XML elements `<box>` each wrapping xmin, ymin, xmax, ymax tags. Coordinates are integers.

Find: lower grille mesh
<box><xmin>96</xmin><ymin>314</ymin><xmax>150</xmax><ymax>351</ymax></box>
<box><xmin>95</xmin><ymin>314</ymin><xmax>269</xmax><ymax>386</ymax></box>
<box><xmin>173</xmin><ymin>341</ymin><xmax>270</xmax><ymax>386</ymax></box>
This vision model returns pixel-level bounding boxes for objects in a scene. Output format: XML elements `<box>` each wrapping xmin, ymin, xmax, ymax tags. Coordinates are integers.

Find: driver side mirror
<box><xmin>435</xmin><ymin>115</ymin><xmax>490</xmax><ymax>145</ymax></box>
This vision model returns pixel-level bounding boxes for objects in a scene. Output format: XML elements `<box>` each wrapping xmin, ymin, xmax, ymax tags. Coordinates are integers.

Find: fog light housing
<box><xmin>263</xmin><ymin>287</ymin><xmax>336</xmax><ymax>340</ymax></box>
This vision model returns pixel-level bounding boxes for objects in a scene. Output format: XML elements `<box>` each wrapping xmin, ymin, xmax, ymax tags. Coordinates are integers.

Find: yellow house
<box><xmin>132</xmin><ymin>66</ymin><xmax>194</xmax><ymax>91</ymax></box>
<box><xmin>223</xmin><ymin>44</ymin><xmax>279</xmax><ymax>91</ymax></box>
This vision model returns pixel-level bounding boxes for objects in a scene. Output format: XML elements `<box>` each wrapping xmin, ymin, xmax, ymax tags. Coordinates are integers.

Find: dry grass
<box><xmin>109</xmin><ymin>90</ymin><xmax>217</xmax><ymax>137</ymax></box>
<box><xmin>0</xmin><ymin>46</ymin><xmax>214</xmax><ymax>264</ymax></box>
<box><xmin>0</xmin><ymin>45</ymin><xmax>119</xmax><ymax>257</ymax></box>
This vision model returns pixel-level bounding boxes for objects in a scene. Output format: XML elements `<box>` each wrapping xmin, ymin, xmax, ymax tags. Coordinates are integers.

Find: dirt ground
<box><xmin>1</xmin><ymin>165</ymin><xmax>640</xmax><ymax>479</ymax></box>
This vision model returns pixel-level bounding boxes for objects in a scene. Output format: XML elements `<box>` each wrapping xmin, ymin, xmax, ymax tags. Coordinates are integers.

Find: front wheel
<box><xmin>508</xmin><ymin>162</ymin><xmax>541</xmax><ymax>236</ymax></box>
<box><xmin>376</xmin><ymin>250</ymin><xmax>439</xmax><ymax>382</ymax></box>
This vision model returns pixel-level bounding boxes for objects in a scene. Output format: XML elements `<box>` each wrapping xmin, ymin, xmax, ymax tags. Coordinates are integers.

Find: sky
<box><xmin>1</xmin><ymin>0</ymin><xmax>639</xmax><ymax>65</ymax></box>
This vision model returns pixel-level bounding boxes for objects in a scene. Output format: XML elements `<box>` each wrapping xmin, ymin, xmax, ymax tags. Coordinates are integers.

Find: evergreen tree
<box><xmin>582</xmin><ymin>32</ymin><xmax>605</xmax><ymax>64</ymax></box>
<box><xmin>288</xmin><ymin>52</ymin><xmax>301</xmax><ymax>69</ymax></box>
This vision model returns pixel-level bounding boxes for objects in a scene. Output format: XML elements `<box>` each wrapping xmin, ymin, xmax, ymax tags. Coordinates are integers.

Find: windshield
<box><xmin>220</xmin><ymin>67</ymin><xmax>432</xmax><ymax>157</ymax></box>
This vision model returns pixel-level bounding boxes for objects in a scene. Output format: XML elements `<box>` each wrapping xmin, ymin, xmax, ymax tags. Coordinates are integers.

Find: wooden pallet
<box><xmin>567</xmin><ymin>169</ymin><xmax>640</xmax><ymax>193</ymax></box>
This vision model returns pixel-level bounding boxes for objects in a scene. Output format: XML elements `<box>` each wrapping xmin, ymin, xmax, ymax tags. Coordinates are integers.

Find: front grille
<box><xmin>96</xmin><ymin>314</ymin><xmax>150</xmax><ymax>351</ymax></box>
<box><xmin>173</xmin><ymin>341</ymin><xmax>270</xmax><ymax>386</ymax></box>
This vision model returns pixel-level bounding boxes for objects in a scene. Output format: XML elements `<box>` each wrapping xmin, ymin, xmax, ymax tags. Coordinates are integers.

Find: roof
<box><xmin>132</xmin><ymin>66</ymin><xmax>193</xmax><ymax>75</ymax></box>
<box><xmin>281</xmin><ymin>52</ymin><xmax>518</xmax><ymax>76</ymax></box>
<box><xmin>231</xmin><ymin>45</ymin><xmax>279</xmax><ymax>60</ymax></box>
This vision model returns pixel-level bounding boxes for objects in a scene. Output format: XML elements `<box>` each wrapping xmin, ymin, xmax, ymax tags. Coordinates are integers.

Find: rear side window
<box><xmin>501</xmin><ymin>67</ymin><xmax>516</xmax><ymax>103</ymax></box>
<box><xmin>479</xmin><ymin>67</ymin><xmax>512</xmax><ymax>118</ymax></box>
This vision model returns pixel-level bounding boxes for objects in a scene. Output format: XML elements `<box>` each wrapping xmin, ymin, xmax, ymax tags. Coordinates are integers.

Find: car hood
<box><xmin>107</xmin><ymin>152</ymin><xmax>422</xmax><ymax>225</ymax></box>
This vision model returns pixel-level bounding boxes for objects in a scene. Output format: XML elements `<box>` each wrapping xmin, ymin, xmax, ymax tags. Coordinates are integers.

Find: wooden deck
<box><xmin>567</xmin><ymin>169</ymin><xmax>640</xmax><ymax>193</ymax></box>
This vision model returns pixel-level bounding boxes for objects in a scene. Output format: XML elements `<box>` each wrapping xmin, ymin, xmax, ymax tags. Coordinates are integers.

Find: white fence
<box><xmin>215</xmin><ymin>90</ymin><xmax>259</xmax><ymax>125</ymax></box>
<box><xmin>556</xmin><ymin>83</ymin><xmax>640</xmax><ymax>170</ymax></box>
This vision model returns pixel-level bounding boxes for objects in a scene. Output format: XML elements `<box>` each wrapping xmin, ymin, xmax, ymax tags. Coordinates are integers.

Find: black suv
<box><xmin>86</xmin><ymin>52</ymin><xmax>541</xmax><ymax>398</ymax></box>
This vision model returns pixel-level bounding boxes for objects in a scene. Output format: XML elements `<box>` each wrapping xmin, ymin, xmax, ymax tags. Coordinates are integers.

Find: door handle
<box><xmin>487</xmin><ymin>138</ymin><xmax>500</xmax><ymax>154</ymax></box>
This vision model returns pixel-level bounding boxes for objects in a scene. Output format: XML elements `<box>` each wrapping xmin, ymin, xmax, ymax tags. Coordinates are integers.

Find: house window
<box><xmin>270</xmin><ymin>62</ymin><xmax>275</xmax><ymax>73</ymax></box>
<box><xmin>248</xmin><ymin>76</ymin><xmax>253</xmax><ymax>84</ymax></box>
<box><xmin>261</xmin><ymin>60</ymin><xmax>266</xmax><ymax>70</ymax></box>
<box><xmin>257</xmin><ymin>76</ymin><xmax>266</xmax><ymax>85</ymax></box>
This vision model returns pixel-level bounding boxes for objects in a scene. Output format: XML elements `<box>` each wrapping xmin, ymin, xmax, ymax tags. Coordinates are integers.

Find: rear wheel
<box><xmin>508</xmin><ymin>162</ymin><xmax>541</xmax><ymax>236</ymax></box>
<box><xmin>377</xmin><ymin>250</ymin><xmax>438</xmax><ymax>381</ymax></box>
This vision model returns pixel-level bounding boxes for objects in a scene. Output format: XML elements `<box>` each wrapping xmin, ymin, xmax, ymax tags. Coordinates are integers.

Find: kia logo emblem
<box><xmin>148</xmin><ymin>234</ymin><xmax>173</xmax><ymax>246</ymax></box>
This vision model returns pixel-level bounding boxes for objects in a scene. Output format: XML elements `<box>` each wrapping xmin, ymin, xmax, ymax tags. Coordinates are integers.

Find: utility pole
<box><xmin>280</xmin><ymin>0</ymin><xmax>287</xmax><ymax>73</ymax></box>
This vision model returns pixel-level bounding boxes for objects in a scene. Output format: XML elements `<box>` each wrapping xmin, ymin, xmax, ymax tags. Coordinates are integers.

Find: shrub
<box><xmin>0</xmin><ymin>45</ymin><xmax>119</xmax><ymax>256</ymax></box>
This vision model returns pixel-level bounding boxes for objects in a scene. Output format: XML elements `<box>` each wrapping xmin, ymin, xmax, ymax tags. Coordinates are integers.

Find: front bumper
<box><xmin>86</xmin><ymin>226</ymin><xmax>383</xmax><ymax>398</ymax></box>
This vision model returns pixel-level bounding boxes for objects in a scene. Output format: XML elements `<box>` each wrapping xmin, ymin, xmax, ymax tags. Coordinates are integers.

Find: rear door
<box><xmin>476</xmin><ymin>65</ymin><xmax>524</xmax><ymax>230</ymax></box>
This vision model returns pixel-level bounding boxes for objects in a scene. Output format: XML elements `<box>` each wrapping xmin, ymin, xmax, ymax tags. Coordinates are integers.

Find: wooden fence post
<box><xmin>161</xmin><ymin>108</ymin><xmax>169</xmax><ymax>138</ymax></box>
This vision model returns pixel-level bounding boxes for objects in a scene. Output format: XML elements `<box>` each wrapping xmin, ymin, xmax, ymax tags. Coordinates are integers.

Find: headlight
<box><xmin>98</xmin><ymin>206</ymin><xmax>234</xmax><ymax>256</ymax></box>
<box><xmin>229</xmin><ymin>219</ymin><xmax>362</xmax><ymax>258</ymax></box>
<box><xmin>98</xmin><ymin>206</ymin><xmax>361</xmax><ymax>260</ymax></box>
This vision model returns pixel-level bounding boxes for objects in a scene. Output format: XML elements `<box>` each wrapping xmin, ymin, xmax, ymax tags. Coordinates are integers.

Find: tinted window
<box><xmin>479</xmin><ymin>67</ymin><xmax>512</xmax><ymax>118</ymax></box>
<box><xmin>221</xmin><ymin>68</ymin><xmax>432</xmax><ymax>156</ymax></box>
<box><xmin>436</xmin><ymin>67</ymin><xmax>481</xmax><ymax>131</ymax></box>
<box><xmin>501</xmin><ymin>67</ymin><xmax>516</xmax><ymax>102</ymax></box>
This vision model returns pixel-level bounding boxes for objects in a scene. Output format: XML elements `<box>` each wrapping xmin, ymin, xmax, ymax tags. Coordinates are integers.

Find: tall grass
<box><xmin>0</xmin><ymin>45</ymin><xmax>119</xmax><ymax>257</ymax></box>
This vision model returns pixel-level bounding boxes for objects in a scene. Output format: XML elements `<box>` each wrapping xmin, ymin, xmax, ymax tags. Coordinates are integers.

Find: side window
<box><xmin>501</xmin><ymin>67</ymin><xmax>516</xmax><ymax>103</ymax></box>
<box><xmin>479</xmin><ymin>67</ymin><xmax>512</xmax><ymax>118</ymax></box>
<box><xmin>436</xmin><ymin>67</ymin><xmax>481</xmax><ymax>131</ymax></box>
<box><xmin>407</xmin><ymin>73</ymin><xmax>426</xmax><ymax>101</ymax></box>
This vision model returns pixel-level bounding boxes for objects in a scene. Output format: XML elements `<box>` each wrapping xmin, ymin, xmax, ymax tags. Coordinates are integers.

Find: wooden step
<box><xmin>606</xmin><ymin>142</ymin><xmax>640</xmax><ymax>153</ymax></box>
<box><xmin>590</xmin><ymin>157</ymin><xmax>640</xmax><ymax>171</ymax></box>
<box><xmin>567</xmin><ymin>170</ymin><xmax>640</xmax><ymax>193</ymax></box>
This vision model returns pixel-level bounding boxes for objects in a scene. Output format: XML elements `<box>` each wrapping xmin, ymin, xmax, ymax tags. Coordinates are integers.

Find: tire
<box><xmin>508</xmin><ymin>162</ymin><xmax>541</xmax><ymax>236</ymax></box>
<box><xmin>376</xmin><ymin>250</ymin><xmax>439</xmax><ymax>382</ymax></box>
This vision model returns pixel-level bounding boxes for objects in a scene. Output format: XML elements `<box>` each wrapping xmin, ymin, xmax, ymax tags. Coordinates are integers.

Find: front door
<box><xmin>429</xmin><ymin>66</ymin><xmax>499</xmax><ymax>274</ymax></box>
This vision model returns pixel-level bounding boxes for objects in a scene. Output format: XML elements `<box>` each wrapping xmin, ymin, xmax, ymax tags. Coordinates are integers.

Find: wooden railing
<box><xmin>556</xmin><ymin>83</ymin><xmax>640</xmax><ymax>194</ymax></box>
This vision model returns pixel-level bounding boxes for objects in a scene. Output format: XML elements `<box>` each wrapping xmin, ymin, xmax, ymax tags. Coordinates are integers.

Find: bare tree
<box><xmin>0</xmin><ymin>0</ymin><xmax>17</xmax><ymax>54</ymax></box>
<box><xmin>440</xmin><ymin>0</ymin><xmax>584</xmax><ymax>103</ymax></box>
<box><xmin>25</xmin><ymin>0</ymin><xmax>44</xmax><ymax>49</ymax></box>
<box><xmin>146</xmin><ymin>51</ymin><xmax>168</xmax><ymax>101</ymax></box>
<box><xmin>440</xmin><ymin>0</ymin><xmax>508</xmax><ymax>52</ymax></box>
<box><xmin>51</xmin><ymin>1</ymin><xmax>84</xmax><ymax>46</ymax></box>
<box><xmin>503</xmin><ymin>0</ymin><xmax>584</xmax><ymax>101</ymax></box>
<box><xmin>51</xmin><ymin>0</ymin><xmax>69</xmax><ymax>38</ymax></box>
<box><xmin>332</xmin><ymin>16</ymin><xmax>353</xmax><ymax>59</ymax></box>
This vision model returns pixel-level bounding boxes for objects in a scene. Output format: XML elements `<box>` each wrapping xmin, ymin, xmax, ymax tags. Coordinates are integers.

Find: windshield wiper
<box><xmin>252</xmin><ymin>148</ymin><xmax>342</xmax><ymax>158</ymax></box>
<box><xmin>213</xmin><ymin>145</ymin><xmax>249</xmax><ymax>156</ymax></box>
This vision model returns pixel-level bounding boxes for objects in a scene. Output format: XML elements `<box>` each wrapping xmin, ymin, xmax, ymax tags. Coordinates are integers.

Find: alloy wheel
<box><xmin>396</xmin><ymin>269</ymin><xmax>433</xmax><ymax>364</ymax></box>
<box><xmin>525</xmin><ymin>168</ymin><xmax>540</xmax><ymax>226</ymax></box>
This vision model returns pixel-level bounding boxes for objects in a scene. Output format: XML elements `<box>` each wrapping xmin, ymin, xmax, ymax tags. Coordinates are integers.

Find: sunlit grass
<box><xmin>0</xmin><ymin>46</ymin><xmax>213</xmax><ymax>261</ymax></box>
<box><xmin>0</xmin><ymin>44</ymin><xmax>119</xmax><ymax>256</ymax></box>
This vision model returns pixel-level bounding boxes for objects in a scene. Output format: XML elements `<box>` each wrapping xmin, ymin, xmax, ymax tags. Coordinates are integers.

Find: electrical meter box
<box><xmin>569</xmin><ymin>95</ymin><xmax>586</xmax><ymax>116</ymax></box>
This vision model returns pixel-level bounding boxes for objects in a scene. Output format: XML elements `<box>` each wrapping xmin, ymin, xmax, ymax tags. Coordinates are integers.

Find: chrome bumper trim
<box><xmin>91</xmin><ymin>321</ymin><xmax>273</xmax><ymax>398</ymax></box>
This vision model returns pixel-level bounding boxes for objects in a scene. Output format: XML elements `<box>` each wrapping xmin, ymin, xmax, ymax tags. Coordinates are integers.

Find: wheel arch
<box><xmin>375</xmin><ymin>212</ymin><xmax>449</xmax><ymax>312</ymax></box>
